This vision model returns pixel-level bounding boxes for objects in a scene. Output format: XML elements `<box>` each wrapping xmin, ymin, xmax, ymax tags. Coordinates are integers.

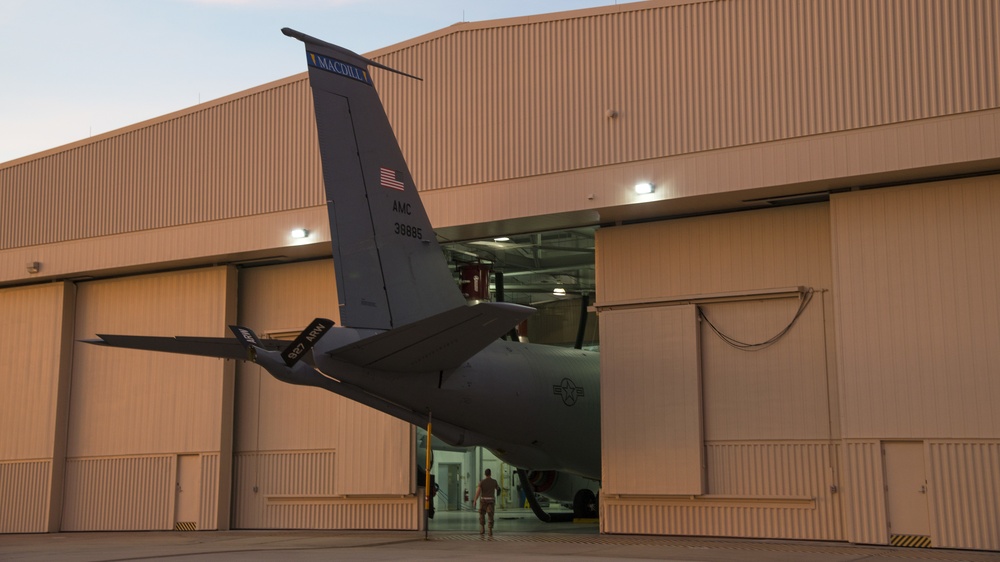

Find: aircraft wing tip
<box><xmin>81</xmin><ymin>337</ymin><xmax>109</xmax><ymax>346</ymax></box>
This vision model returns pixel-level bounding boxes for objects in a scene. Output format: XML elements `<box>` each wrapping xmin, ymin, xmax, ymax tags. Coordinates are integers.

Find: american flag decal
<box><xmin>380</xmin><ymin>167</ymin><xmax>405</xmax><ymax>191</ymax></box>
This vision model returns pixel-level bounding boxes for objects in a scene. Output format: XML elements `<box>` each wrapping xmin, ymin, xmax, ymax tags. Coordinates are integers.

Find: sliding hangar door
<box><xmin>232</xmin><ymin>260</ymin><xmax>416</xmax><ymax>529</ymax></box>
<box><xmin>597</xmin><ymin>202</ymin><xmax>841</xmax><ymax>540</ymax></box>
<box><xmin>0</xmin><ymin>262</ymin><xmax>417</xmax><ymax>533</ymax></box>
<box><xmin>594</xmin><ymin>175</ymin><xmax>1000</xmax><ymax>551</ymax></box>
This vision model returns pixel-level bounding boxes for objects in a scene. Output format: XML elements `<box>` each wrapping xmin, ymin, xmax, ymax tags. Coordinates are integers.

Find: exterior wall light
<box><xmin>290</xmin><ymin>228</ymin><xmax>309</xmax><ymax>239</ymax></box>
<box><xmin>553</xmin><ymin>287</ymin><xmax>567</xmax><ymax>296</ymax></box>
<box><xmin>634</xmin><ymin>182</ymin><xmax>654</xmax><ymax>194</ymax></box>
<box><xmin>494</xmin><ymin>237</ymin><xmax>510</xmax><ymax>242</ymax></box>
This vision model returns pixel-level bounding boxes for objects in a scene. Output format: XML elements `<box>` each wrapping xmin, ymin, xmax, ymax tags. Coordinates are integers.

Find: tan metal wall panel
<box><xmin>841</xmin><ymin>441</ymin><xmax>888</xmax><ymax>545</ymax></box>
<box><xmin>831</xmin><ymin>176</ymin><xmax>1000</xmax><ymax>439</ymax></box>
<box><xmin>234</xmin><ymin>261</ymin><xmax>414</xmax><ymax>529</ymax></box>
<box><xmin>4</xmin><ymin>0</ymin><xmax>998</xmax><ymax>253</ymax></box>
<box><xmin>700</xmin><ymin>297</ymin><xmax>833</xmax><ymax>441</ymax></box>
<box><xmin>0</xmin><ymin>283</ymin><xmax>69</xmax><ymax>459</ymax></box>
<box><xmin>705</xmin><ymin>442</ymin><xmax>842</xmax><ymax>539</ymax></box>
<box><xmin>71</xmin><ymin>267</ymin><xmax>235</xmax><ymax>456</ymax></box>
<box><xmin>597</xmin><ymin>204</ymin><xmax>832</xmax><ymax>305</ymax></box>
<box><xmin>373</xmin><ymin>0</ymin><xmax>1000</xmax><ymax>192</ymax></box>
<box><xmin>232</xmin><ymin>450</ymin><xmax>416</xmax><ymax>530</ymax></box>
<box><xmin>597</xmin><ymin>203</ymin><xmax>841</xmax><ymax>539</ymax></box>
<box><xmin>0</xmin><ymin>460</ymin><xmax>50</xmax><ymax>533</ymax></box>
<box><xmin>232</xmin><ymin>451</ymin><xmax>331</xmax><ymax>529</ymax></box>
<box><xmin>62</xmin><ymin>455</ymin><xmax>174</xmax><ymax>531</ymax></box>
<box><xmin>199</xmin><ymin>453</ymin><xmax>220</xmax><ymax>531</ymax></box>
<box><xmin>0</xmin><ymin>282</ymin><xmax>75</xmax><ymax>532</ymax></box>
<box><xmin>0</xmin><ymin>207</ymin><xmax>330</xmax><ymax>288</ymax></box>
<box><xmin>420</xmin><ymin>108</ymin><xmax>1000</xmax><ymax>234</ymax></box>
<box><xmin>927</xmin><ymin>441</ymin><xmax>1000</xmax><ymax>551</ymax></box>
<box><xmin>603</xmin><ymin>442</ymin><xmax>840</xmax><ymax>540</ymax></box>
<box><xmin>600</xmin><ymin>305</ymin><xmax>704</xmax><ymax>495</ymax></box>
<box><xmin>0</xmin><ymin>77</ymin><xmax>323</xmax><ymax>250</ymax></box>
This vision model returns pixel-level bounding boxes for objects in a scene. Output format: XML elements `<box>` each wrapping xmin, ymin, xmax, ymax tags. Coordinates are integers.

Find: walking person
<box><xmin>471</xmin><ymin>468</ymin><xmax>500</xmax><ymax>536</ymax></box>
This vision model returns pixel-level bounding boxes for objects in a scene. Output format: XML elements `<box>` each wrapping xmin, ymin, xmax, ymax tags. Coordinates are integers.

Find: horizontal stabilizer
<box><xmin>328</xmin><ymin>302</ymin><xmax>534</xmax><ymax>372</ymax></box>
<box><xmin>86</xmin><ymin>334</ymin><xmax>286</xmax><ymax>360</ymax></box>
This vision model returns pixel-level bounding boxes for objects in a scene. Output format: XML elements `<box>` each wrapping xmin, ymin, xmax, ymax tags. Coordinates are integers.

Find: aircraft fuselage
<box><xmin>309</xmin><ymin>332</ymin><xmax>601</xmax><ymax>480</ymax></box>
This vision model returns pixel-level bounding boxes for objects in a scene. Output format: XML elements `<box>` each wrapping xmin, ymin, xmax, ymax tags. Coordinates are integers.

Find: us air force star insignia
<box><xmin>552</xmin><ymin>377</ymin><xmax>585</xmax><ymax>406</ymax></box>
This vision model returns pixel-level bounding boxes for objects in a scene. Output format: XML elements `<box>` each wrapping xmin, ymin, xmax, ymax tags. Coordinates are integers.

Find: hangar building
<box><xmin>2</xmin><ymin>0</ymin><xmax>999</xmax><ymax>552</ymax></box>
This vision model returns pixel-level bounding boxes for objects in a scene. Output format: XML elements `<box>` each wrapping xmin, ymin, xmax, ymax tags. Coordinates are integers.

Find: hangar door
<box><xmin>232</xmin><ymin>260</ymin><xmax>418</xmax><ymax>530</ymax></box>
<box><xmin>597</xmin><ymin>203</ymin><xmax>841</xmax><ymax>540</ymax></box>
<box><xmin>601</xmin><ymin>304</ymin><xmax>704</xmax><ymax>495</ymax></box>
<box><xmin>66</xmin><ymin>267</ymin><xmax>236</xmax><ymax>531</ymax></box>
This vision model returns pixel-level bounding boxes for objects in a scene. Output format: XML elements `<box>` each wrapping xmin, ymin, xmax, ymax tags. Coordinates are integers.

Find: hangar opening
<box><xmin>443</xmin><ymin>226</ymin><xmax>599</xmax><ymax>349</ymax></box>
<box><xmin>418</xmin><ymin>227</ymin><xmax>601</xmax><ymax>526</ymax></box>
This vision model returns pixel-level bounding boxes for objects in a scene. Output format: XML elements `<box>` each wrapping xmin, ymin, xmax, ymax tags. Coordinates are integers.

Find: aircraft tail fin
<box><xmin>284</xmin><ymin>28</ymin><xmax>466</xmax><ymax>331</ymax></box>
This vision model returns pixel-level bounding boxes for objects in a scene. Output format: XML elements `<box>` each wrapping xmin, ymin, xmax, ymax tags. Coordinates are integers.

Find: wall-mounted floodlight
<box><xmin>553</xmin><ymin>287</ymin><xmax>567</xmax><ymax>296</ymax></box>
<box><xmin>290</xmin><ymin>228</ymin><xmax>309</xmax><ymax>239</ymax></box>
<box><xmin>494</xmin><ymin>237</ymin><xmax>510</xmax><ymax>242</ymax></box>
<box><xmin>634</xmin><ymin>182</ymin><xmax>654</xmax><ymax>194</ymax></box>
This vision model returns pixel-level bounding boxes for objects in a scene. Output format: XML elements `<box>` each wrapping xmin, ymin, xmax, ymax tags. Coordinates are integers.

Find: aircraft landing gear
<box><xmin>572</xmin><ymin>488</ymin><xmax>598</xmax><ymax>519</ymax></box>
<box><xmin>516</xmin><ymin>469</ymin><xmax>574</xmax><ymax>522</ymax></box>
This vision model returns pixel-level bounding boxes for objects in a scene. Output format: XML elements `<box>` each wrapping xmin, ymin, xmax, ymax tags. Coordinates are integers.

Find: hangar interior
<box><xmin>2</xmin><ymin>0</ymin><xmax>999</xmax><ymax>552</ymax></box>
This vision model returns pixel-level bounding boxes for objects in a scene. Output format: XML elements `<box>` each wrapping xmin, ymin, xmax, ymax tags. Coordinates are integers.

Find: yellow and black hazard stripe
<box><xmin>890</xmin><ymin>534</ymin><xmax>932</xmax><ymax>548</ymax></box>
<box><xmin>174</xmin><ymin>521</ymin><xmax>197</xmax><ymax>531</ymax></box>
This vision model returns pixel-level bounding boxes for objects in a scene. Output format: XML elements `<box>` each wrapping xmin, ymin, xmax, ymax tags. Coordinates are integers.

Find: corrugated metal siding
<box><xmin>232</xmin><ymin>450</ymin><xmax>415</xmax><ymax>530</ymax></box>
<box><xmin>0</xmin><ymin>283</ymin><xmax>69</xmax><ymax>460</ymax></box>
<box><xmin>602</xmin><ymin>495</ymin><xmax>824</xmax><ymax>539</ymax></box>
<box><xmin>841</xmin><ymin>441</ymin><xmax>888</xmax><ymax>545</ymax></box>
<box><xmin>234</xmin><ymin>261</ymin><xmax>414</xmax><ymax>528</ymax></box>
<box><xmin>62</xmin><ymin>455</ymin><xmax>174</xmax><ymax>531</ymax></box>
<box><xmin>419</xmin><ymin>107</ymin><xmax>1000</xmax><ymax>233</ymax></box>
<box><xmin>600</xmin><ymin>305</ymin><xmax>704</xmax><ymax>496</ymax></box>
<box><xmin>334</xmin><ymin>405</ymin><xmax>413</xmax><ymax>496</ymax></box>
<box><xmin>0</xmin><ymin>207</ymin><xmax>331</xmax><ymax>287</ymax></box>
<box><xmin>927</xmin><ymin>441</ymin><xmax>1000</xmax><ymax>551</ymax></box>
<box><xmin>3</xmin><ymin>0</ymin><xmax>998</xmax><ymax>251</ymax></box>
<box><xmin>199</xmin><ymin>453</ymin><xmax>220</xmax><ymax>531</ymax></box>
<box><xmin>0</xmin><ymin>77</ymin><xmax>323</xmax><ymax>250</ymax></box>
<box><xmin>831</xmin><ymin>176</ymin><xmax>1000</xmax><ymax>439</ymax></box>
<box><xmin>374</xmin><ymin>0</ymin><xmax>1000</xmax><ymax>191</ymax></box>
<box><xmin>597</xmin><ymin>202</ymin><xmax>844</xmax><ymax>539</ymax></box>
<box><xmin>596</xmin><ymin>204</ymin><xmax>832</xmax><ymax>306</ymax></box>
<box><xmin>236</xmin><ymin>261</ymin><xmax>342</xmax><ymax>452</ymax></box>
<box><xmin>705</xmin><ymin>442</ymin><xmax>842</xmax><ymax>540</ymax></box>
<box><xmin>700</xmin><ymin>297</ymin><xmax>833</xmax><ymax>441</ymax></box>
<box><xmin>0</xmin><ymin>460</ymin><xmax>50</xmax><ymax>533</ymax></box>
<box><xmin>70</xmin><ymin>267</ymin><xmax>235</xmax><ymax>456</ymax></box>
<box><xmin>232</xmin><ymin>451</ymin><xmax>331</xmax><ymax>529</ymax></box>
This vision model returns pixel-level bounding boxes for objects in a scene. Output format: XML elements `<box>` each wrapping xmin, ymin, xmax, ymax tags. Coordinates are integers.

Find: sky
<box><xmin>0</xmin><ymin>0</ymin><xmax>617</xmax><ymax>164</ymax></box>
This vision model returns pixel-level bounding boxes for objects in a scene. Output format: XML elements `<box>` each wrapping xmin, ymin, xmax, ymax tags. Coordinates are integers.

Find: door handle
<box><xmin>918</xmin><ymin>485</ymin><xmax>926</xmax><ymax>494</ymax></box>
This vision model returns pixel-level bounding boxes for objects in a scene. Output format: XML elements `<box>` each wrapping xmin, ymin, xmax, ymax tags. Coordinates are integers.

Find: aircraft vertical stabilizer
<box><xmin>283</xmin><ymin>28</ymin><xmax>466</xmax><ymax>331</ymax></box>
